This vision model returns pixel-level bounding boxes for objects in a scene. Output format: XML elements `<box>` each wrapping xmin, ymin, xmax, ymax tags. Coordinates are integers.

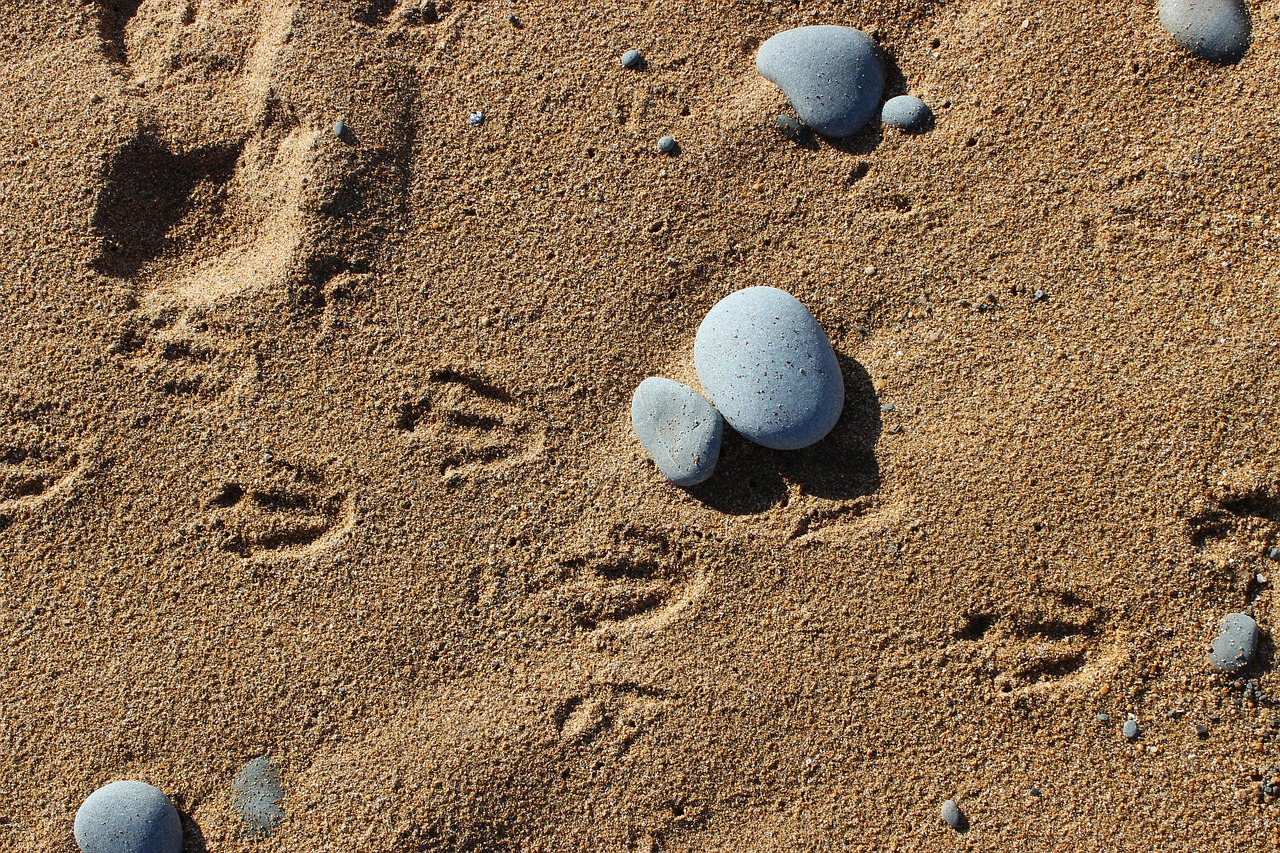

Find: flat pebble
<box><xmin>756</xmin><ymin>26</ymin><xmax>885</xmax><ymax>137</ymax></box>
<box><xmin>940</xmin><ymin>799</ymin><xmax>964</xmax><ymax>830</ymax></box>
<box><xmin>694</xmin><ymin>287</ymin><xmax>844</xmax><ymax>451</ymax></box>
<box><xmin>1209</xmin><ymin>612</ymin><xmax>1259</xmax><ymax>673</ymax></box>
<box><xmin>657</xmin><ymin>135</ymin><xmax>677</xmax><ymax>154</ymax></box>
<box><xmin>620</xmin><ymin>49</ymin><xmax>642</xmax><ymax>69</ymax></box>
<box><xmin>233</xmin><ymin>757</ymin><xmax>284</xmax><ymax>839</ymax></box>
<box><xmin>1122</xmin><ymin>719</ymin><xmax>1140</xmax><ymax>741</ymax></box>
<box><xmin>1157</xmin><ymin>0</ymin><xmax>1250</xmax><ymax>62</ymax></box>
<box><xmin>74</xmin><ymin>781</ymin><xmax>183</xmax><ymax>853</ymax></box>
<box><xmin>630</xmin><ymin>377</ymin><xmax>723</xmax><ymax>487</ymax></box>
<box><xmin>881</xmin><ymin>95</ymin><xmax>932</xmax><ymax>132</ymax></box>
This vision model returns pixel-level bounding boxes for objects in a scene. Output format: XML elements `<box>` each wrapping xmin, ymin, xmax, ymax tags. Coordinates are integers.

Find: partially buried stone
<box><xmin>1209</xmin><ymin>612</ymin><xmax>1259</xmax><ymax>673</ymax></box>
<box><xmin>775</xmin><ymin>115</ymin><xmax>811</xmax><ymax>144</ymax></box>
<box><xmin>631</xmin><ymin>378</ymin><xmax>722</xmax><ymax>487</ymax></box>
<box><xmin>1157</xmin><ymin>0</ymin><xmax>1250</xmax><ymax>63</ymax></box>
<box><xmin>881</xmin><ymin>95</ymin><xmax>932</xmax><ymax>132</ymax></box>
<box><xmin>940</xmin><ymin>799</ymin><xmax>964</xmax><ymax>830</ymax></box>
<box><xmin>233</xmin><ymin>756</ymin><xmax>284</xmax><ymax>839</ymax></box>
<box><xmin>1122</xmin><ymin>719</ymin><xmax>1140</xmax><ymax>741</ymax></box>
<box><xmin>694</xmin><ymin>287</ymin><xmax>844</xmax><ymax>450</ymax></box>
<box><xmin>74</xmin><ymin>781</ymin><xmax>183</xmax><ymax>853</ymax></box>
<box><xmin>756</xmin><ymin>26</ymin><xmax>885</xmax><ymax>138</ymax></box>
<box><xmin>620</xmin><ymin>49</ymin><xmax>642</xmax><ymax>69</ymax></box>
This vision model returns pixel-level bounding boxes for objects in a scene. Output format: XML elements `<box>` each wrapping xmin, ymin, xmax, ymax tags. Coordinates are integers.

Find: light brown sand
<box><xmin>3</xmin><ymin>0</ymin><xmax>1279</xmax><ymax>849</ymax></box>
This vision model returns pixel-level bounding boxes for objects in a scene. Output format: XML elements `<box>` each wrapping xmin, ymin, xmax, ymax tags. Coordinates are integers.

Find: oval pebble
<box><xmin>631</xmin><ymin>377</ymin><xmax>722</xmax><ymax>487</ymax></box>
<box><xmin>233</xmin><ymin>757</ymin><xmax>284</xmax><ymax>839</ymax></box>
<box><xmin>694</xmin><ymin>287</ymin><xmax>844</xmax><ymax>451</ymax></box>
<box><xmin>620</xmin><ymin>49</ymin><xmax>642</xmax><ymax>69</ymax></box>
<box><xmin>333</xmin><ymin>120</ymin><xmax>346</xmax><ymax>139</ymax></box>
<box><xmin>881</xmin><ymin>95</ymin><xmax>932</xmax><ymax>132</ymax></box>
<box><xmin>1157</xmin><ymin>0</ymin><xmax>1250</xmax><ymax>62</ymax></box>
<box><xmin>657</xmin><ymin>135</ymin><xmax>677</xmax><ymax>154</ymax></box>
<box><xmin>756</xmin><ymin>25</ymin><xmax>885</xmax><ymax>138</ymax></box>
<box><xmin>74</xmin><ymin>781</ymin><xmax>183</xmax><ymax>853</ymax></box>
<box><xmin>1208</xmin><ymin>612</ymin><xmax>1259</xmax><ymax>673</ymax></box>
<box><xmin>940</xmin><ymin>799</ymin><xmax>964</xmax><ymax>830</ymax></box>
<box><xmin>1122</xmin><ymin>719</ymin><xmax>1140</xmax><ymax>740</ymax></box>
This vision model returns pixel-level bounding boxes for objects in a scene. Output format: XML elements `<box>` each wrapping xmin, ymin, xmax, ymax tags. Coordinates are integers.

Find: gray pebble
<box><xmin>940</xmin><ymin>799</ymin><xmax>964</xmax><ymax>830</ymax></box>
<box><xmin>1195</xmin><ymin>724</ymin><xmax>1209</xmax><ymax>738</ymax></box>
<box><xmin>333</xmin><ymin>120</ymin><xmax>346</xmax><ymax>139</ymax></box>
<box><xmin>468</xmin><ymin>111</ymin><xmax>485</xmax><ymax>125</ymax></box>
<box><xmin>756</xmin><ymin>26</ymin><xmax>885</xmax><ymax>137</ymax></box>
<box><xmin>233</xmin><ymin>757</ymin><xmax>284</xmax><ymax>839</ymax></box>
<box><xmin>1269</xmin><ymin>546</ymin><xmax>1280</xmax><ymax>561</ymax></box>
<box><xmin>1096</xmin><ymin>712</ymin><xmax>1111</xmax><ymax>723</ymax></box>
<box><xmin>1157</xmin><ymin>0</ymin><xmax>1250</xmax><ymax>62</ymax></box>
<box><xmin>74</xmin><ymin>781</ymin><xmax>183</xmax><ymax>853</ymax></box>
<box><xmin>657</xmin><ymin>135</ymin><xmax>677</xmax><ymax>154</ymax></box>
<box><xmin>620</xmin><ymin>49</ymin><xmax>643</xmax><ymax>69</ymax></box>
<box><xmin>630</xmin><ymin>377</ymin><xmax>723</xmax><ymax>487</ymax></box>
<box><xmin>774</xmin><ymin>115</ymin><xmax>810</xmax><ymax>144</ymax></box>
<box><xmin>694</xmin><ymin>287</ymin><xmax>844</xmax><ymax>451</ymax></box>
<box><xmin>1209</xmin><ymin>612</ymin><xmax>1259</xmax><ymax>673</ymax></box>
<box><xmin>1122</xmin><ymin>719</ymin><xmax>1140</xmax><ymax>741</ymax></box>
<box><xmin>880</xmin><ymin>95</ymin><xmax>932</xmax><ymax>132</ymax></box>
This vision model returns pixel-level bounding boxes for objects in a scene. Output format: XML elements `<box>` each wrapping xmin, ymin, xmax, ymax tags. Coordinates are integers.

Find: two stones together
<box><xmin>631</xmin><ymin>287</ymin><xmax>844</xmax><ymax>487</ymax></box>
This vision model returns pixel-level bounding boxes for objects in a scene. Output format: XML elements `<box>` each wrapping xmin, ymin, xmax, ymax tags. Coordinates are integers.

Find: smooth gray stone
<box><xmin>756</xmin><ymin>25</ymin><xmax>885</xmax><ymax>137</ymax></box>
<box><xmin>657</xmin><ymin>135</ymin><xmax>677</xmax><ymax>154</ymax></box>
<box><xmin>1157</xmin><ymin>0</ymin><xmax>1250</xmax><ymax>62</ymax></box>
<box><xmin>1122</xmin><ymin>719</ymin><xmax>1140</xmax><ymax>740</ymax></box>
<box><xmin>694</xmin><ymin>287</ymin><xmax>843</xmax><ymax>451</ymax></box>
<box><xmin>1209</xmin><ymin>612</ymin><xmax>1259</xmax><ymax>673</ymax></box>
<box><xmin>74</xmin><ymin>781</ymin><xmax>183</xmax><ymax>853</ymax></box>
<box><xmin>881</xmin><ymin>95</ymin><xmax>931</xmax><ymax>132</ymax></box>
<box><xmin>940</xmin><ymin>799</ymin><xmax>963</xmax><ymax>830</ymax></box>
<box><xmin>631</xmin><ymin>377</ymin><xmax>722</xmax><ymax>487</ymax></box>
<box><xmin>233</xmin><ymin>756</ymin><xmax>284</xmax><ymax>839</ymax></box>
<box><xmin>620</xmin><ymin>49</ymin><xmax>642</xmax><ymax>69</ymax></box>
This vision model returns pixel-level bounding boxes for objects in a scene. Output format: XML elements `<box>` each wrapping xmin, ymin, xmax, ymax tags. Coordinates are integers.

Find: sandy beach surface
<box><xmin>3</xmin><ymin>0</ymin><xmax>1279</xmax><ymax>849</ymax></box>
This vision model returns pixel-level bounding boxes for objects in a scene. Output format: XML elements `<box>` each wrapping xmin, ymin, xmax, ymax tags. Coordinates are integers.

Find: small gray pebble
<box><xmin>1122</xmin><ymin>719</ymin><xmax>1140</xmax><ymax>741</ymax></box>
<box><xmin>74</xmin><ymin>781</ymin><xmax>183</xmax><ymax>853</ymax></box>
<box><xmin>756</xmin><ymin>25</ymin><xmax>885</xmax><ymax>137</ymax></box>
<box><xmin>694</xmin><ymin>287</ymin><xmax>844</xmax><ymax>451</ymax></box>
<box><xmin>620</xmin><ymin>49</ymin><xmax>642</xmax><ymax>69</ymax></box>
<box><xmin>333</xmin><ymin>120</ymin><xmax>346</xmax><ymax>139</ymax></box>
<box><xmin>657</xmin><ymin>135</ymin><xmax>677</xmax><ymax>154</ymax></box>
<box><xmin>1033</xmin><ymin>289</ymin><xmax>1048</xmax><ymax>302</ymax></box>
<box><xmin>1209</xmin><ymin>612</ymin><xmax>1259</xmax><ymax>673</ymax></box>
<box><xmin>233</xmin><ymin>757</ymin><xmax>284</xmax><ymax>839</ymax></box>
<box><xmin>880</xmin><ymin>95</ymin><xmax>932</xmax><ymax>132</ymax></box>
<box><xmin>1030</xmin><ymin>786</ymin><xmax>1042</xmax><ymax>797</ymax></box>
<box><xmin>940</xmin><ymin>799</ymin><xmax>964</xmax><ymax>830</ymax></box>
<box><xmin>1269</xmin><ymin>547</ymin><xmax>1280</xmax><ymax>561</ymax></box>
<box><xmin>1157</xmin><ymin>0</ymin><xmax>1250</xmax><ymax>62</ymax></box>
<box><xmin>1096</xmin><ymin>712</ymin><xmax>1111</xmax><ymax>723</ymax></box>
<box><xmin>630</xmin><ymin>377</ymin><xmax>723</xmax><ymax>487</ymax></box>
<box><xmin>881</xmin><ymin>403</ymin><xmax>895</xmax><ymax>413</ymax></box>
<box><xmin>468</xmin><ymin>111</ymin><xmax>485</xmax><ymax>125</ymax></box>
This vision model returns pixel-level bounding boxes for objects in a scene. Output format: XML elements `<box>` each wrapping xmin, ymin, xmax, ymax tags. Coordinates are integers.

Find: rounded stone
<box><xmin>657</xmin><ymin>135</ymin><xmax>677</xmax><ymax>154</ymax></box>
<box><xmin>233</xmin><ymin>757</ymin><xmax>284</xmax><ymax>839</ymax></box>
<box><xmin>1157</xmin><ymin>0</ymin><xmax>1250</xmax><ymax>63</ymax></box>
<box><xmin>1122</xmin><ymin>719</ymin><xmax>1140</xmax><ymax>741</ymax></box>
<box><xmin>694</xmin><ymin>287</ymin><xmax>844</xmax><ymax>451</ymax></box>
<box><xmin>756</xmin><ymin>25</ymin><xmax>885</xmax><ymax>138</ymax></box>
<box><xmin>620</xmin><ymin>49</ymin><xmax>642</xmax><ymax>69</ymax></box>
<box><xmin>74</xmin><ymin>781</ymin><xmax>183</xmax><ymax>853</ymax></box>
<box><xmin>881</xmin><ymin>95</ymin><xmax>932</xmax><ymax>132</ymax></box>
<box><xmin>333</xmin><ymin>120</ymin><xmax>346</xmax><ymax>139</ymax></box>
<box><xmin>940</xmin><ymin>799</ymin><xmax>963</xmax><ymax>830</ymax></box>
<box><xmin>1209</xmin><ymin>612</ymin><xmax>1259</xmax><ymax>673</ymax></box>
<box><xmin>631</xmin><ymin>378</ymin><xmax>722</xmax><ymax>487</ymax></box>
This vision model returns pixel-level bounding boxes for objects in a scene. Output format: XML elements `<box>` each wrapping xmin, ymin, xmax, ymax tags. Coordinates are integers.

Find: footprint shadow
<box><xmin>687</xmin><ymin>353</ymin><xmax>881</xmax><ymax>514</ymax></box>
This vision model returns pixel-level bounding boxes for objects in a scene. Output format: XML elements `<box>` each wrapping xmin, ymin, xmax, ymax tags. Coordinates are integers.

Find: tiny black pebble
<box><xmin>1195</xmin><ymin>724</ymin><xmax>1209</xmax><ymax>738</ymax></box>
<box><xmin>1030</xmin><ymin>786</ymin><xmax>1042</xmax><ymax>797</ymax></box>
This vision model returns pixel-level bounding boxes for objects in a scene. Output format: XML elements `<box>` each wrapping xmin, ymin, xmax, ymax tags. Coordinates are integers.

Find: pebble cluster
<box><xmin>632</xmin><ymin>287</ymin><xmax>844</xmax><ymax>485</ymax></box>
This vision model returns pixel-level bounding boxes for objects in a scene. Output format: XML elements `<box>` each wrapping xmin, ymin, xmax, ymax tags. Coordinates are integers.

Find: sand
<box><xmin>2</xmin><ymin>0</ymin><xmax>1278</xmax><ymax>850</ymax></box>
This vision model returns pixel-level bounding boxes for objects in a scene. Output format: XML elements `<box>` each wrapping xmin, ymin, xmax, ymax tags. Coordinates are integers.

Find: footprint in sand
<box><xmin>207</xmin><ymin>459</ymin><xmax>356</xmax><ymax>561</ymax></box>
<box><xmin>0</xmin><ymin>439</ymin><xmax>89</xmax><ymax>516</ymax></box>
<box><xmin>393</xmin><ymin>369</ymin><xmax>546</xmax><ymax>484</ymax></box>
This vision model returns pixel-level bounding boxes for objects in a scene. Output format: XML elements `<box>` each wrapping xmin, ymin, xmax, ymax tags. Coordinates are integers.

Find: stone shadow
<box><xmin>687</xmin><ymin>353</ymin><xmax>881</xmax><ymax>514</ymax></box>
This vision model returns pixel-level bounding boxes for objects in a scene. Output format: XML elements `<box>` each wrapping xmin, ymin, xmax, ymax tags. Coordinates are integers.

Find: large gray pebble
<box><xmin>881</xmin><ymin>95</ymin><xmax>932</xmax><ymax>132</ymax></box>
<box><xmin>74</xmin><ymin>781</ymin><xmax>183</xmax><ymax>853</ymax></box>
<box><xmin>1157</xmin><ymin>0</ymin><xmax>1250</xmax><ymax>62</ymax></box>
<box><xmin>940</xmin><ymin>799</ymin><xmax>964</xmax><ymax>830</ymax></box>
<box><xmin>694</xmin><ymin>287</ymin><xmax>844</xmax><ymax>451</ymax></box>
<box><xmin>756</xmin><ymin>26</ymin><xmax>885</xmax><ymax>138</ymax></box>
<box><xmin>1209</xmin><ymin>612</ymin><xmax>1259</xmax><ymax>672</ymax></box>
<box><xmin>631</xmin><ymin>377</ymin><xmax>723</xmax><ymax>487</ymax></box>
<box><xmin>233</xmin><ymin>756</ymin><xmax>284</xmax><ymax>838</ymax></box>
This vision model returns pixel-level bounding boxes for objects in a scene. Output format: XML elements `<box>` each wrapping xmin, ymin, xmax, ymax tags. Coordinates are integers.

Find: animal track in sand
<box><xmin>209</xmin><ymin>461</ymin><xmax>356</xmax><ymax>560</ymax></box>
<box><xmin>394</xmin><ymin>370</ymin><xmax>546</xmax><ymax>483</ymax></box>
<box><xmin>951</xmin><ymin>591</ymin><xmax>1121</xmax><ymax>696</ymax></box>
<box><xmin>0</xmin><ymin>440</ymin><xmax>89</xmax><ymax>515</ymax></box>
<box><xmin>554</xmin><ymin>682</ymin><xmax>669</xmax><ymax>756</ymax></box>
<box><xmin>1187</xmin><ymin>481</ymin><xmax>1280</xmax><ymax>554</ymax></box>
